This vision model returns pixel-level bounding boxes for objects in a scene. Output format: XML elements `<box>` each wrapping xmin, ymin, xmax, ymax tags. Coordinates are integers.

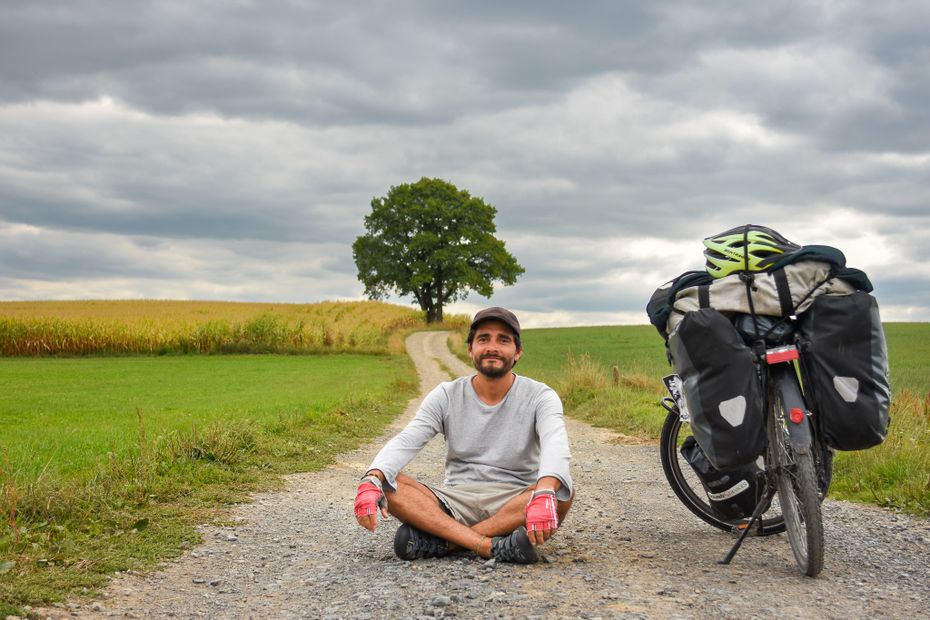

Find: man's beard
<box><xmin>474</xmin><ymin>354</ymin><xmax>513</xmax><ymax>378</ymax></box>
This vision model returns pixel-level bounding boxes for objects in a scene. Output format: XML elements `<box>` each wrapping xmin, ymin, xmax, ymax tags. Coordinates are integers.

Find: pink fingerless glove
<box><xmin>354</xmin><ymin>477</ymin><xmax>385</xmax><ymax>518</ymax></box>
<box><xmin>526</xmin><ymin>489</ymin><xmax>559</xmax><ymax>531</ymax></box>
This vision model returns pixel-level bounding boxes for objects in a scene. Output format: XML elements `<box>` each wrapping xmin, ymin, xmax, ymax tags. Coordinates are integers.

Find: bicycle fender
<box><xmin>771</xmin><ymin>364</ymin><xmax>813</xmax><ymax>453</ymax></box>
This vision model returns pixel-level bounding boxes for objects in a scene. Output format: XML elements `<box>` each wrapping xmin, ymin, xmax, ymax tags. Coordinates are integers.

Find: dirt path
<box><xmin>35</xmin><ymin>331</ymin><xmax>930</xmax><ymax>619</ymax></box>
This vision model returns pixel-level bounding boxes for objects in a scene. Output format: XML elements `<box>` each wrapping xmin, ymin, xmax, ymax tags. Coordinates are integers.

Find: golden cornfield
<box><xmin>0</xmin><ymin>300</ymin><xmax>466</xmax><ymax>356</ymax></box>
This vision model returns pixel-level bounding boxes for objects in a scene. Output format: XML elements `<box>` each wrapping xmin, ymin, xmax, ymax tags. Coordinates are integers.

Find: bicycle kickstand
<box><xmin>718</xmin><ymin>493</ymin><xmax>770</xmax><ymax>565</ymax></box>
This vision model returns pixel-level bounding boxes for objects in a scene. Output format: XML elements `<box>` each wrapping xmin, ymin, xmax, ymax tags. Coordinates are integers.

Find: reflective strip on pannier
<box><xmin>669</xmin><ymin>308</ymin><xmax>765</xmax><ymax>470</ymax></box>
<box><xmin>798</xmin><ymin>291</ymin><xmax>891</xmax><ymax>451</ymax></box>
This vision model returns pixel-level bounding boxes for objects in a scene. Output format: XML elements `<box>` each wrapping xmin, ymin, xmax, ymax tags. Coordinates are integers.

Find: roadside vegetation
<box><xmin>508</xmin><ymin>323</ymin><xmax>930</xmax><ymax>518</ymax></box>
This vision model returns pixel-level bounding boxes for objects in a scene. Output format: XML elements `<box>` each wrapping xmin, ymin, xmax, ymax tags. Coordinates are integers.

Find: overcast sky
<box><xmin>2</xmin><ymin>1</ymin><xmax>929</xmax><ymax>327</ymax></box>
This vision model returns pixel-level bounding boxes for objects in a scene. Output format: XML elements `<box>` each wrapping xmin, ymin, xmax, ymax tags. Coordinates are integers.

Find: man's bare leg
<box><xmin>387</xmin><ymin>475</ymin><xmax>574</xmax><ymax>557</ymax></box>
<box><xmin>385</xmin><ymin>474</ymin><xmax>492</xmax><ymax>557</ymax></box>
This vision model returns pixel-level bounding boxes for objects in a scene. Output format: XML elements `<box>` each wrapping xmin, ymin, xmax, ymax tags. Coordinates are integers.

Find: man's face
<box><xmin>467</xmin><ymin>320</ymin><xmax>522</xmax><ymax>379</ymax></box>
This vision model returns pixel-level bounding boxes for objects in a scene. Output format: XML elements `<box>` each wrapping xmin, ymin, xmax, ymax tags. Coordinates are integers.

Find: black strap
<box><xmin>740</xmin><ymin>271</ymin><xmax>761</xmax><ymax>339</ymax></box>
<box><xmin>698</xmin><ymin>284</ymin><xmax>710</xmax><ymax>308</ymax></box>
<box><xmin>773</xmin><ymin>268</ymin><xmax>793</xmax><ymax>316</ymax></box>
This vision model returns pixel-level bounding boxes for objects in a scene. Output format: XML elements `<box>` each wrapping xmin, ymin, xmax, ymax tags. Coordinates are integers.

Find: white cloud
<box><xmin>0</xmin><ymin>222</ymin><xmax>360</xmax><ymax>302</ymax></box>
<box><xmin>1</xmin><ymin>2</ymin><xmax>928</xmax><ymax>326</ymax></box>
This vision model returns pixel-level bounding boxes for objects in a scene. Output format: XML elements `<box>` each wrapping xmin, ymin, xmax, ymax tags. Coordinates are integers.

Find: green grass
<box><xmin>0</xmin><ymin>354</ymin><xmax>417</xmax><ymax>615</ymax></box>
<box><xmin>515</xmin><ymin>325</ymin><xmax>669</xmax><ymax>442</ymax></box>
<box><xmin>518</xmin><ymin>324</ymin><xmax>671</xmax><ymax>384</ymax></box>
<box><xmin>1</xmin><ymin>355</ymin><xmax>409</xmax><ymax>478</ymax></box>
<box><xmin>884</xmin><ymin>323</ymin><xmax>930</xmax><ymax>395</ymax></box>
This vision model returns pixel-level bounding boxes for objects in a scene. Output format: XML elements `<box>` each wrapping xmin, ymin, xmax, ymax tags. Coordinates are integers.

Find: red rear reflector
<box><xmin>766</xmin><ymin>346</ymin><xmax>799</xmax><ymax>364</ymax></box>
<box><xmin>790</xmin><ymin>408</ymin><xmax>805</xmax><ymax>424</ymax></box>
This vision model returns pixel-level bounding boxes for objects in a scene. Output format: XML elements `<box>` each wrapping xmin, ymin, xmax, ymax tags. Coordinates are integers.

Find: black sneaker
<box><xmin>394</xmin><ymin>524</ymin><xmax>449</xmax><ymax>561</ymax></box>
<box><xmin>491</xmin><ymin>526</ymin><xmax>539</xmax><ymax>564</ymax></box>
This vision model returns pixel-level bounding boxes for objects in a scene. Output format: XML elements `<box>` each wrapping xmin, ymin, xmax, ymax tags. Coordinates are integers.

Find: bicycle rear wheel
<box><xmin>660</xmin><ymin>410</ymin><xmax>785</xmax><ymax>536</ymax></box>
<box><xmin>766</xmin><ymin>398</ymin><xmax>824</xmax><ymax>577</ymax></box>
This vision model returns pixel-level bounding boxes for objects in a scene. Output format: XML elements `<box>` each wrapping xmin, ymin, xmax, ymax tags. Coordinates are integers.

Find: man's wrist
<box><xmin>534</xmin><ymin>475</ymin><xmax>561</xmax><ymax>494</ymax></box>
<box><xmin>363</xmin><ymin>469</ymin><xmax>385</xmax><ymax>482</ymax></box>
<box><xmin>360</xmin><ymin>474</ymin><xmax>384</xmax><ymax>491</ymax></box>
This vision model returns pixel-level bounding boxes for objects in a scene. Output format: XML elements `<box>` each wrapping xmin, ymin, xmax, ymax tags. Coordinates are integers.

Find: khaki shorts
<box><xmin>425</xmin><ymin>482</ymin><xmax>531</xmax><ymax>526</ymax></box>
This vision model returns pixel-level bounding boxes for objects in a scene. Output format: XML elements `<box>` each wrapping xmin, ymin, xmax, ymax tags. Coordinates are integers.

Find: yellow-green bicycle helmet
<box><xmin>703</xmin><ymin>224</ymin><xmax>801</xmax><ymax>278</ymax></box>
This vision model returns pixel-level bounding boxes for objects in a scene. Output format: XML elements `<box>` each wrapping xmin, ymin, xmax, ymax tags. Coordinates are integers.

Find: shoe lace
<box><xmin>409</xmin><ymin>529</ymin><xmax>446</xmax><ymax>558</ymax></box>
<box><xmin>492</xmin><ymin>530</ymin><xmax>534</xmax><ymax>563</ymax></box>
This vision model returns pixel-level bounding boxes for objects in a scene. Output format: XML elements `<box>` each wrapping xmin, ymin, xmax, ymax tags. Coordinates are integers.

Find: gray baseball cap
<box><xmin>470</xmin><ymin>306</ymin><xmax>521</xmax><ymax>338</ymax></box>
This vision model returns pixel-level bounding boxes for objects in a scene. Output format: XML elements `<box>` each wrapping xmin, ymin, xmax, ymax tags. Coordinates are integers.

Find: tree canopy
<box><xmin>352</xmin><ymin>178</ymin><xmax>524</xmax><ymax>323</ymax></box>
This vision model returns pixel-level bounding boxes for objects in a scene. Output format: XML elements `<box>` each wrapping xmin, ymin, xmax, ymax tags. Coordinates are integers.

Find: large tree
<box><xmin>353</xmin><ymin>178</ymin><xmax>524</xmax><ymax>323</ymax></box>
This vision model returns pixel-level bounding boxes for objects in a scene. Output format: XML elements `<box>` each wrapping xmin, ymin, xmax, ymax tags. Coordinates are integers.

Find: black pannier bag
<box><xmin>680</xmin><ymin>436</ymin><xmax>763</xmax><ymax>520</ymax></box>
<box><xmin>669</xmin><ymin>308</ymin><xmax>765</xmax><ymax>470</ymax></box>
<box><xmin>798</xmin><ymin>291</ymin><xmax>891</xmax><ymax>450</ymax></box>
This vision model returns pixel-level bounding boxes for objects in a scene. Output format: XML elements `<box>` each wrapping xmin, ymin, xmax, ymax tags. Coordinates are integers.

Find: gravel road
<box><xmin>31</xmin><ymin>331</ymin><xmax>930</xmax><ymax>619</ymax></box>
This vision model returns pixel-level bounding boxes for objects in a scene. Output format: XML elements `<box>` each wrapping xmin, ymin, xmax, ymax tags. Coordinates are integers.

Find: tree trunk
<box><xmin>433</xmin><ymin>280</ymin><xmax>443</xmax><ymax>323</ymax></box>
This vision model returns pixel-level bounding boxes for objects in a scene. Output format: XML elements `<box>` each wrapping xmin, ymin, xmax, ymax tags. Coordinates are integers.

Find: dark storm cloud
<box><xmin>2</xmin><ymin>1</ymin><xmax>592</xmax><ymax>125</ymax></box>
<box><xmin>0</xmin><ymin>2</ymin><xmax>831</xmax><ymax>124</ymax></box>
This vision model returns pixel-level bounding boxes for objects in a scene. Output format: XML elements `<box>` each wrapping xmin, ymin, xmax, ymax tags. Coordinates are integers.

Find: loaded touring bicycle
<box><xmin>647</xmin><ymin>225</ymin><xmax>891</xmax><ymax>577</ymax></box>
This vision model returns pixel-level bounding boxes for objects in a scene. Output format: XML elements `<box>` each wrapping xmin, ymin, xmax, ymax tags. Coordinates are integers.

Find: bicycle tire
<box><xmin>660</xmin><ymin>411</ymin><xmax>786</xmax><ymax>536</ymax></box>
<box><xmin>766</xmin><ymin>396</ymin><xmax>825</xmax><ymax>577</ymax></box>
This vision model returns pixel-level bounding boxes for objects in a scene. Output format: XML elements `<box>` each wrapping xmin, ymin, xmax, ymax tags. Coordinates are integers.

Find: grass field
<box><xmin>517</xmin><ymin>323</ymin><xmax>929</xmax><ymax>394</ymax></box>
<box><xmin>0</xmin><ymin>355</ymin><xmax>411</xmax><ymax>479</ymax></box>
<box><xmin>883</xmin><ymin>323</ymin><xmax>930</xmax><ymax>395</ymax></box>
<box><xmin>0</xmin><ymin>353</ymin><xmax>417</xmax><ymax>614</ymax></box>
<box><xmin>515</xmin><ymin>325</ymin><xmax>670</xmax><ymax>440</ymax></box>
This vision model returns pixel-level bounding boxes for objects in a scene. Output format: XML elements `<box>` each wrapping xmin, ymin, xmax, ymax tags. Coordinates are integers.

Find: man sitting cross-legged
<box><xmin>354</xmin><ymin>307</ymin><xmax>573</xmax><ymax>563</ymax></box>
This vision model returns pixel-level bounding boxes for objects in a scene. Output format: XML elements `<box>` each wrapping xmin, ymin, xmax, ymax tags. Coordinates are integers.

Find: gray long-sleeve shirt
<box><xmin>368</xmin><ymin>375</ymin><xmax>573</xmax><ymax>501</ymax></box>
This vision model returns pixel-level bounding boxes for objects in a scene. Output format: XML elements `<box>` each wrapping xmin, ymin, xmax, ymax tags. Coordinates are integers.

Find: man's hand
<box><xmin>354</xmin><ymin>475</ymin><xmax>388</xmax><ymax>531</ymax></box>
<box><xmin>525</xmin><ymin>489</ymin><xmax>558</xmax><ymax>544</ymax></box>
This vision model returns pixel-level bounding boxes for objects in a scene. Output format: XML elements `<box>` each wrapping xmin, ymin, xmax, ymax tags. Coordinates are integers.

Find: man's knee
<box><xmin>385</xmin><ymin>473</ymin><xmax>440</xmax><ymax>506</ymax></box>
<box><xmin>389</xmin><ymin>473</ymin><xmax>429</xmax><ymax>495</ymax></box>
